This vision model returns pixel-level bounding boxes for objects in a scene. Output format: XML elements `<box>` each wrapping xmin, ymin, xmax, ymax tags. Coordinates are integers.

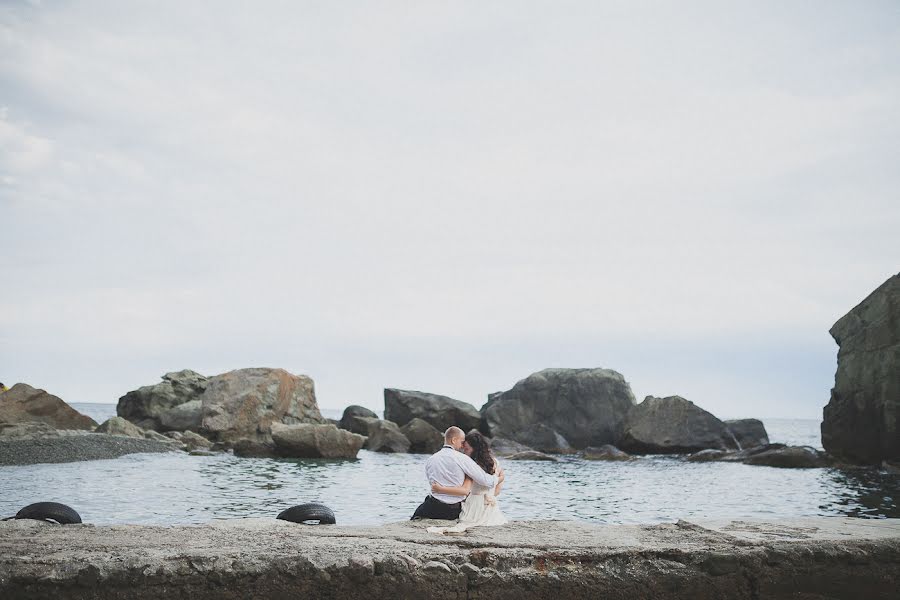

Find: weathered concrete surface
<box><xmin>1</xmin><ymin>518</ymin><xmax>898</xmax><ymax>599</ymax></box>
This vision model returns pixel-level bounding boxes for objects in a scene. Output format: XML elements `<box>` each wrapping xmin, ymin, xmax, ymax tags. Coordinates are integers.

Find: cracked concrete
<box><xmin>1</xmin><ymin>517</ymin><xmax>898</xmax><ymax>599</ymax></box>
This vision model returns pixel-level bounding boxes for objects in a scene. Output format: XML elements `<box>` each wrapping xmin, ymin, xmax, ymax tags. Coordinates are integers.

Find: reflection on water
<box><xmin>1</xmin><ymin>450</ymin><xmax>897</xmax><ymax>526</ymax></box>
<box><xmin>3</xmin><ymin>405</ymin><xmax>891</xmax><ymax>525</ymax></box>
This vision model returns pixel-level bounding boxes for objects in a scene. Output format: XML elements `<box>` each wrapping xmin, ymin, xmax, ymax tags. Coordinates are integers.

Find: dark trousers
<box><xmin>411</xmin><ymin>495</ymin><xmax>462</xmax><ymax>520</ymax></box>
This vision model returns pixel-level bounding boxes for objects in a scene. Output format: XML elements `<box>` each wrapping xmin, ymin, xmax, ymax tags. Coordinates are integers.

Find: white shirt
<box><xmin>425</xmin><ymin>446</ymin><xmax>498</xmax><ymax>504</ymax></box>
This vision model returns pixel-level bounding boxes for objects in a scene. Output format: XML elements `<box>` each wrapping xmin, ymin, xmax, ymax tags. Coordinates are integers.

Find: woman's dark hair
<box><xmin>466</xmin><ymin>431</ymin><xmax>495</xmax><ymax>475</ymax></box>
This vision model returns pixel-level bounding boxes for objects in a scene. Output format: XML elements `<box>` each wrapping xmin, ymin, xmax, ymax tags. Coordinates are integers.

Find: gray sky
<box><xmin>2</xmin><ymin>1</ymin><xmax>898</xmax><ymax>419</ymax></box>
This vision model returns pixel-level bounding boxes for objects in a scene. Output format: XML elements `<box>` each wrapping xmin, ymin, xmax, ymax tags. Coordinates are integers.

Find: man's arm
<box><xmin>454</xmin><ymin>452</ymin><xmax>498</xmax><ymax>488</ymax></box>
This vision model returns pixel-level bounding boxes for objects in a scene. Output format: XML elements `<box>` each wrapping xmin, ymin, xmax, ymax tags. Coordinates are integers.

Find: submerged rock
<box><xmin>490</xmin><ymin>437</ymin><xmax>534</xmax><ymax>457</ymax></box>
<box><xmin>504</xmin><ymin>450</ymin><xmax>558</xmax><ymax>461</ymax></box>
<box><xmin>742</xmin><ymin>446</ymin><xmax>831</xmax><ymax>469</ymax></box>
<box><xmin>724</xmin><ymin>419</ymin><xmax>769</xmax><ymax>449</ymax></box>
<box><xmin>271</xmin><ymin>423</ymin><xmax>365</xmax><ymax>459</ymax></box>
<box><xmin>619</xmin><ymin>396</ymin><xmax>737</xmax><ymax>454</ymax></box>
<box><xmin>482</xmin><ymin>368</ymin><xmax>635</xmax><ymax>450</ymax></box>
<box><xmin>0</xmin><ymin>384</ymin><xmax>96</xmax><ymax>430</ymax></box>
<box><xmin>384</xmin><ymin>389</ymin><xmax>482</xmax><ymax>433</ymax></box>
<box><xmin>822</xmin><ymin>273</ymin><xmax>900</xmax><ymax>465</ymax></box>
<box><xmin>117</xmin><ymin>370</ymin><xmax>208</xmax><ymax>430</ymax></box>
<box><xmin>400</xmin><ymin>418</ymin><xmax>443</xmax><ymax>454</ymax></box>
<box><xmin>580</xmin><ymin>445</ymin><xmax>631</xmax><ymax>461</ymax></box>
<box><xmin>233</xmin><ymin>439</ymin><xmax>279</xmax><ymax>458</ymax></box>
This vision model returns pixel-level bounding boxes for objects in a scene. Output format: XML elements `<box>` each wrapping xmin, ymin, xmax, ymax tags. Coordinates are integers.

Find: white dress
<box><xmin>427</xmin><ymin>461</ymin><xmax>507</xmax><ymax>535</ymax></box>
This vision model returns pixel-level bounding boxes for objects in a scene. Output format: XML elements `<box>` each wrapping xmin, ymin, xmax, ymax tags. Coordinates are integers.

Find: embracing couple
<box><xmin>411</xmin><ymin>426</ymin><xmax>507</xmax><ymax>534</ymax></box>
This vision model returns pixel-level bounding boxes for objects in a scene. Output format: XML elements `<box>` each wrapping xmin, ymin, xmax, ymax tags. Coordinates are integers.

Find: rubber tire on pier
<box><xmin>276</xmin><ymin>503</ymin><xmax>336</xmax><ymax>525</ymax></box>
<box><xmin>15</xmin><ymin>502</ymin><xmax>82</xmax><ymax>525</ymax></box>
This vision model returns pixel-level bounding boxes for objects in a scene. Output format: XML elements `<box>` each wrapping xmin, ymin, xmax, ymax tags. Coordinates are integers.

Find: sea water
<box><xmin>1</xmin><ymin>404</ymin><xmax>896</xmax><ymax>526</ymax></box>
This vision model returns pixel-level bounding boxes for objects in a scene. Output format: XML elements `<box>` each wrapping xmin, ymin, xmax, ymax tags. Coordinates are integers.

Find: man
<box><xmin>411</xmin><ymin>426</ymin><xmax>501</xmax><ymax>520</ymax></box>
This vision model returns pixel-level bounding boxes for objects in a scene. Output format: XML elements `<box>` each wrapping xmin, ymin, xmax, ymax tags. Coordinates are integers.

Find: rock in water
<box><xmin>724</xmin><ymin>419</ymin><xmax>769</xmax><ymax>449</ymax></box>
<box><xmin>338</xmin><ymin>405</ymin><xmax>378</xmax><ymax>433</ymax></box>
<box><xmin>481</xmin><ymin>368</ymin><xmax>635</xmax><ymax>450</ymax></box>
<box><xmin>117</xmin><ymin>370</ymin><xmax>208</xmax><ymax>430</ymax></box>
<box><xmin>383</xmin><ymin>389</ymin><xmax>481</xmax><ymax>432</ymax></box>
<box><xmin>513</xmin><ymin>423</ymin><xmax>574</xmax><ymax>454</ymax></box>
<box><xmin>490</xmin><ymin>437</ymin><xmax>534</xmax><ymax>457</ymax></box>
<box><xmin>742</xmin><ymin>446</ymin><xmax>830</xmax><ymax>469</ymax></box>
<box><xmin>504</xmin><ymin>450</ymin><xmax>558</xmax><ymax>461</ymax></box>
<box><xmin>201</xmin><ymin>368</ymin><xmax>326</xmax><ymax>444</ymax></box>
<box><xmin>822</xmin><ymin>273</ymin><xmax>900</xmax><ymax>465</ymax></box>
<box><xmin>580</xmin><ymin>445</ymin><xmax>631</xmax><ymax>461</ymax></box>
<box><xmin>361</xmin><ymin>419</ymin><xmax>411</xmax><ymax>453</ymax></box>
<box><xmin>400</xmin><ymin>418</ymin><xmax>443</xmax><ymax>454</ymax></box>
<box><xmin>619</xmin><ymin>396</ymin><xmax>737</xmax><ymax>454</ymax></box>
<box><xmin>270</xmin><ymin>423</ymin><xmax>365</xmax><ymax>459</ymax></box>
<box><xmin>0</xmin><ymin>384</ymin><xmax>97</xmax><ymax>430</ymax></box>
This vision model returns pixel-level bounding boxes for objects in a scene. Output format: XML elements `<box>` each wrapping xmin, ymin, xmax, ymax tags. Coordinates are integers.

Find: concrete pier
<box><xmin>1</xmin><ymin>517</ymin><xmax>898</xmax><ymax>599</ymax></box>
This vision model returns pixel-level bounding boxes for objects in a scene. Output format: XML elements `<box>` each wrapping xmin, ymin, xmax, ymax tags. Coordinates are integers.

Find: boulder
<box><xmin>271</xmin><ymin>423</ymin><xmax>365</xmax><ymax>459</ymax></box>
<box><xmin>618</xmin><ymin>395</ymin><xmax>737</xmax><ymax>454</ymax></box>
<box><xmin>513</xmin><ymin>423</ymin><xmax>574</xmax><ymax>454</ymax></box>
<box><xmin>742</xmin><ymin>446</ymin><xmax>831</xmax><ymax>469</ymax></box>
<box><xmin>724</xmin><ymin>419</ymin><xmax>769</xmax><ymax>449</ymax></box>
<box><xmin>822</xmin><ymin>273</ymin><xmax>900</xmax><ymax>465</ymax></box>
<box><xmin>580</xmin><ymin>445</ymin><xmax>631</xmax><ymax>461</ymax></box>
<box><xmin>117</xmin><ymin>370</ymin><xmax>208</xmax><ymax>430</ymax></box>
<box><xmin>359</xmin><ymin>418</ymin><xmax>411</xmax><ymax>453</ymax></box>
<box><xmin>490</xmin><ymin>437</ymin><xmax>534</xmax><ymax>456</ymax></box>
<box><xmin>686</xmin><ymin>449</ymin><xmax>728</xmax><ymax>463</ymax></box>
<box><xmin>180</xmin><ymin>430</ymin><xmax>213</xmax><ymax>451</ymax></box>
<box><xmin>504</xmin><ymin>451</ymin><xmax>558</xmax><ymax>462</ymax></box>
<box><xmin>0</xmin><ymin>384</ymin><xmax>97</xmax><ymax>430</ymax></box>
<box><xmin>233</xmin><ymin>439</ymin><xmax>279</xmax><ymax>458</ymax></box>
<box><xmin>384</xmin><ymin>389</ymin><xmax>481</xmax><ymax>433</ymax></box>
<box><xmin>158</xmin><ymin>399</ymin><xmax>202</xmax><ymax>432</ymax></box>
<box><xmin>339</xmin><ymin>405</ymin><xmax>378</xmax><ymax>432</ymax></box>
<box><xmin>400</xmin><ymin>418</ymin><xmax>443</xmax><ymax>454</ymax></box>
<box><xmin>481</xmin><ymin>368</ymin><xmax>636</xmax><ymax>450</ymax></box>
<box><xmin>200</xmin><ymin>368</ymin><xmax>326</xmax><ymax>444</ymax></box>
<box><xmin>95</xmin><ymin>417</ymin><xmax>144</xmax><ymax>438</ymax></box>
<box><xmin>0</xmin><ymin>421</ymin><xmax>74</xmax><ymax>440</ymax></box>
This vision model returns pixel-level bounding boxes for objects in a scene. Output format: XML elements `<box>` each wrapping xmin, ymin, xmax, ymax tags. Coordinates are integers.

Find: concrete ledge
<box><xmin>1</xmin><ymin>518</ymin><xmax>899</xmax><ymax>599</ymax></box>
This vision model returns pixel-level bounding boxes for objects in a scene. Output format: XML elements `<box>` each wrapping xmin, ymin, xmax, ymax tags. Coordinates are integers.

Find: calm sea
<box><xmin>1</xmin><ymin>403</ymin><xmax>896</xmax><ymax>526</ymax></box>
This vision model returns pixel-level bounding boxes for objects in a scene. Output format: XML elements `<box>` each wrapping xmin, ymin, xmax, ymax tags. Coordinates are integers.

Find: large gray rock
<box><xmin>724</xmin><ymin>419</ymin><xmax>769</xmax><ymax>449</ymax></box>
<box><xmin>400</xmin><ymin>418</ymin><xmax>443</xmax><ymax>454</ymax></box>
<box><xmin>822</xmin><ymin>273</ymin><xmax>900</xmax><ymax>465</ymax></box>
<box><xmin>361</xmin><ymin>419</ymin><xmax>411</xmax><ymax>453</ymax></box>
<box><xmin>619</xmin><ymin>396</ymin><xmax>737</xmax><ymax>454</ymax></box>
<box><xmin>504</xmin><ymin>450</ymin><xmax>558</xmax><ymax>462</ymax></box>
<box><xmin>117</xmin><ymin>370</ymin><xmax>208</xmax><ymax>430</ymax></box>
<box><xmin>158</xmin><ymin>399</ymin><xmax>202</xmax><ymax>431</ymax></box>
<box><xmin>580</xmin><ymin>445</ymin><xmax>631</xmax><ymax>461</ymax></box>
<box><xmin>0</xmin><ymin>384</ymin><xmax>97</xmax><ymax>430</ymax></box>
<box><xmin>270</xmin><ymin>423</ymin><xmax>365</xmax><ymax>459</ymax></box>
<box><xmin>95</xmin><ymin>417</ymin><xmax>144</xmax><ymax>438</ymax></box>
<box><xmin>514</xmin><ymin>423</ymin><xmax>574</xmax><ymax>454</ymax></box>
<box><xmin>339</xmin><ymin>405</ymin><xmax>378</xmax><ymax>433</ymax></box>
<box><xmin>490</xmin><ymin>437</ymin><xmax>534</xmax><ymax>457</ymax></box>
<box><xmin>384</xmin><ymin>389</ymin><xmax>481</xmax><ymax>433</ymax></box>
<box><xmin>481</xmin><ymin>368</ymin><xmax>636</xmax><ymax>450</ymax></box>
<box><xmin>200</xmin><ymin>368</ymin><xmax>326</xmax><ymax>444</ymax></box>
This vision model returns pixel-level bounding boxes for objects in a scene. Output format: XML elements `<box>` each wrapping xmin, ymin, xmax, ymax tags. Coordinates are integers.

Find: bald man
<box><xmin>411</xmin><ymin>426</ymin><xmax>499</xmax><ymax>520</ymax></box>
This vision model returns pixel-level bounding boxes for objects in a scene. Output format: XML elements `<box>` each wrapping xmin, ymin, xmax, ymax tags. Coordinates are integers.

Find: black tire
<box><xmin>276</xmin><ymin>503</ymin><xmax>335</xmax><ymax>525</ymax></box>
<box><xmin>15</xmin><ymin>502</ymin><xmax>82</xmax><ymax>525</ymax></box>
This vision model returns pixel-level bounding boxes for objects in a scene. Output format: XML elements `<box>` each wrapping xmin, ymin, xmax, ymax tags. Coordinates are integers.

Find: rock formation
<box><xmin>200</xmin><ymin>368</ymin><xmax>326</xmax><ymax>443</ymax></box>
<box><xmin>117</xmin><ymin>370</ymin><xmax>208</xmax><ymax>430</ymax></box>
<box><xmin>618</xmin><ymin>396</ymin><xmax>737</xmax><ymax>454</ymax></box>
<box><xmin>580</xmin><ymin>445</ymin><xmax>631</xmax><ymax>461</ymax></box>
<box><xmin>270</xmin><ymin>423</ymin><xmax>365</xmax><ymax>459</ymax></box>
<box><xmin>399</xmin><ymin>418</ymin><xmax>443</xmax><ymax>454</ymax></box>
<box><xmin>359</xmin><ymin>419</ymin><xmax>411</xmax><ymax>453</ymax></box>
<box><xmin>724</xmin><ymin>419</ymin><xmax>769</xmax><ymax>449</ymax></box>
<box><xmin>481</xmin><ymin>368</ymin><xmax>635</xmax><ymax>450</ymax></box>
<box><xmin>822</xmin><ymin>272</ymin><xmax>899</xmax><ymax>465</ymax></box>
<box><xmin>384</xmin><ymin>389</ymin><xmax>482</xmax><ymax>432</ymax></box>
<box><xmin>0</xmin><ymin>384</ymin><xmax>97</xmax><ymax>430</ymax></box>
<box><xmin>338</xmin><ymin>405</ymin><xmax>378</xmax><ymax>433</ymax></box>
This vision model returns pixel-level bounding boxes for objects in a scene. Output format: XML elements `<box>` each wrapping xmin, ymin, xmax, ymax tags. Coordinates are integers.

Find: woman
<box><xmin>426</xmin><ymin>431</ymin><xmax>507</xmax><ymax>534</ymax></box>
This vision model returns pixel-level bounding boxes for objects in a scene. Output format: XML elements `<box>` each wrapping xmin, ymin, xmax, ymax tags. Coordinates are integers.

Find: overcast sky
<box><xmin>2</xmin><ymin>1</ymin><xmax>898</xmax><ymax>419</ymax></box>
